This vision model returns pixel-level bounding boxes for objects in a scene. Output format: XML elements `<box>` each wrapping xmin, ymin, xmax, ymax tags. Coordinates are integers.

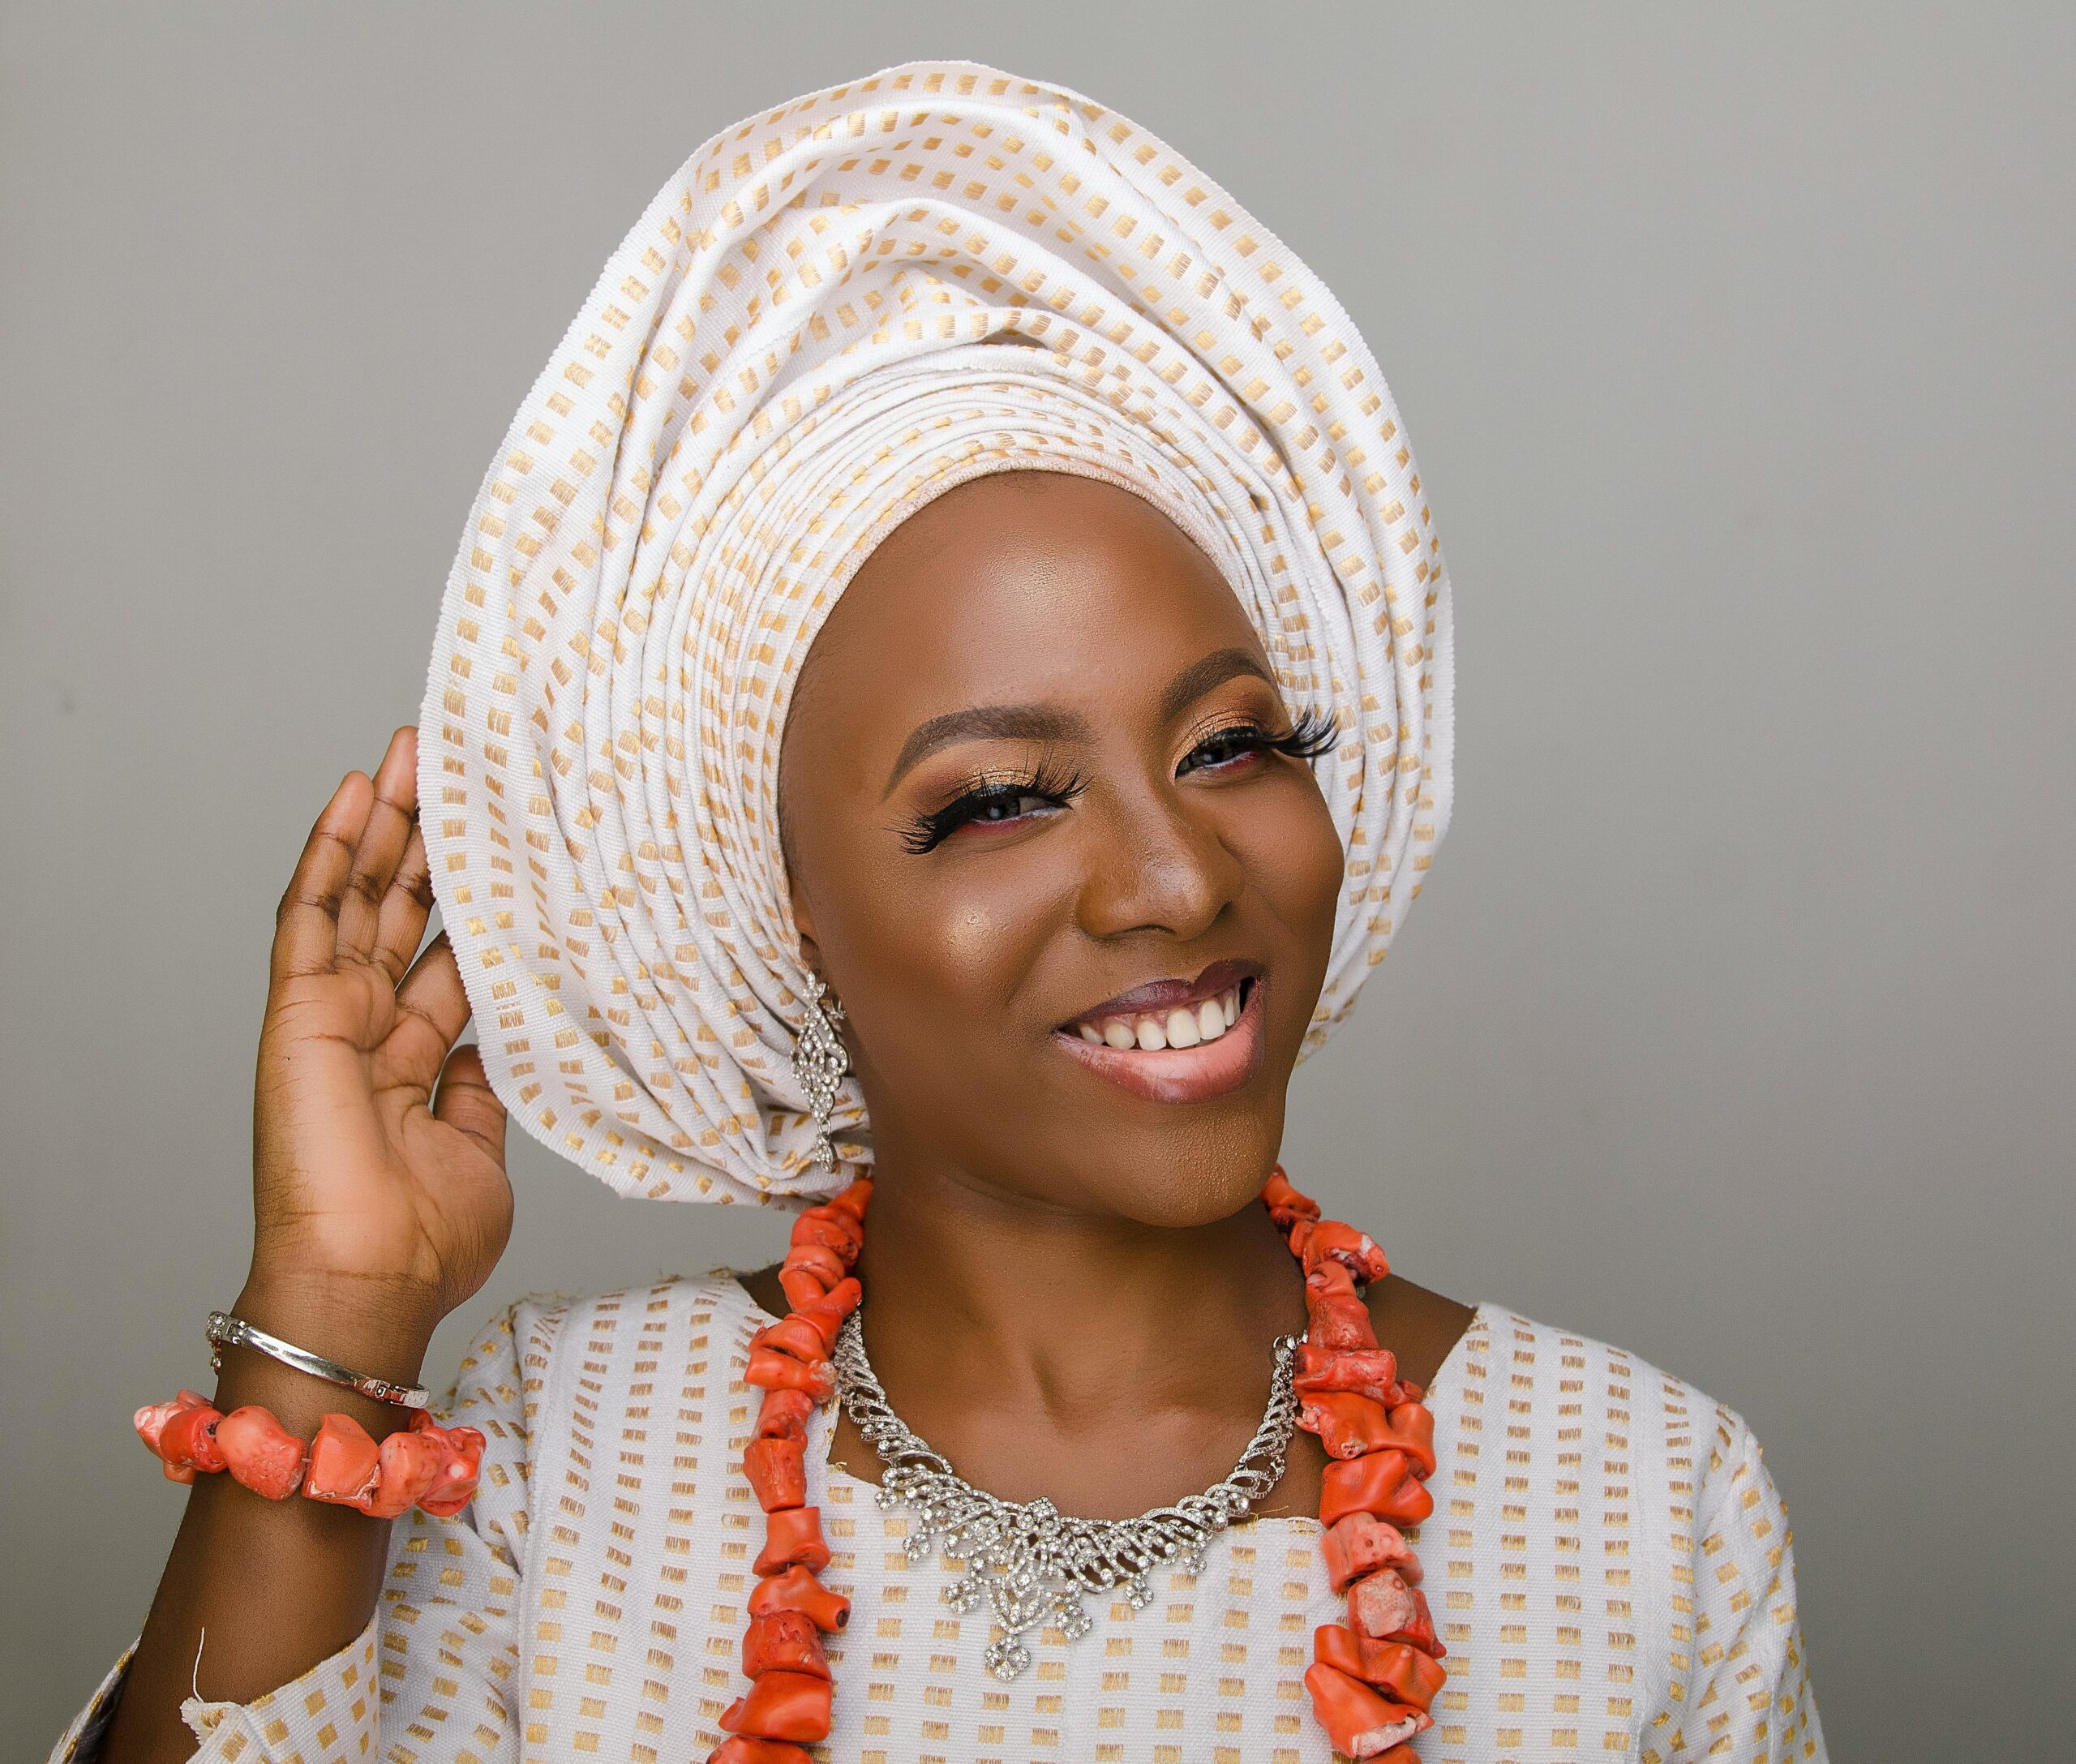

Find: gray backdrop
<box><xmin>4</xmin><ymin>4</ymin><xmax>2069</xmax><ymax>1755</ymax></box>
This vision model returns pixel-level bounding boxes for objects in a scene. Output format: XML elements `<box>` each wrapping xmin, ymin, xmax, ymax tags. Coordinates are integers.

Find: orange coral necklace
<box><xmin>712</xmin><ymin>1165</ymin><xmax>1446</xmax><ymax>1762</ymax></box>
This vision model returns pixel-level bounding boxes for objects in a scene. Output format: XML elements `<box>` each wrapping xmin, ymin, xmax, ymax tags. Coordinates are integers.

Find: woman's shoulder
<box><xmin>1444</xmin><ymin>1299</ymin><xmax>1777</xmax><ymax>1522</ymax></box>
<box><xmin>487</xmin><ymin>1267</ymin><xmax>766</xmax><ymax>1337</ymax></box>
<box><xmin>450</xmin><ymin>1269</ymin><xmax>766</xmax><ymax>1401</ymax></box>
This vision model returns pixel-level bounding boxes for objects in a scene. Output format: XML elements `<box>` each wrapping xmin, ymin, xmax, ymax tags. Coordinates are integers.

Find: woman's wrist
<box><xmin>229</xmin><ymin>1268</ymin><xmax>443</xmax><ymax>1390</ymax></box>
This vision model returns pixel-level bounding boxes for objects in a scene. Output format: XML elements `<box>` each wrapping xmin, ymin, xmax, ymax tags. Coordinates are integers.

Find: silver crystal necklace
<box><xmin>830</xmin><ymin>1307</ymin><xmax>1304</xmax><ymax>1680</ymax></box>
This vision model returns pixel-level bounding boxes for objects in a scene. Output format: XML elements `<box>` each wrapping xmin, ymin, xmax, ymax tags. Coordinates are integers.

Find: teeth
<box><xmin>1071</xmin><ymin>982</ymin><xmax>1251</xmax><ymax>1054</ymax></box>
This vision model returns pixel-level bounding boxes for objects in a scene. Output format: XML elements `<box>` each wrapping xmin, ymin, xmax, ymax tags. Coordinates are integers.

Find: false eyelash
<box><xmin>895</xmin><ymin>755</ymin><xmax>1090</xmax><ymax>855</ymax></box>
<box><xmin>1182</xmin><ymin>704</ymin><xmax>1343</xmax><ymax>773</ymax></box>
<box><xmin>1269</xmin><ymin>704</ymin><xmax>1341</xmax><ymax>762</ymax></box>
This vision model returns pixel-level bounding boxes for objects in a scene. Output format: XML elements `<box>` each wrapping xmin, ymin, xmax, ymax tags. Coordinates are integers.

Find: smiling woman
<box><xmin>778</xmin><ymin>473</ymin><xmax>1345</xmax><ymax>1187</ymax></box>
<box><xmin>58</xmin><ymin>59</ymin><xmax>1824</xmax><ymax>1764</ymax></box>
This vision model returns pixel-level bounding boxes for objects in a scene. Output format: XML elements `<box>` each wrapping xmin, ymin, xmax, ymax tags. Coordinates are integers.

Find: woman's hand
<box><xmin>244</xmin><ymin>725</ymin><xmax>513</xmax><ymax>1358</ymax></box>
<box><xmin>98</xmin><ymin>727</ymin><xmax>513</xmax><ymax>1761</ymax></box>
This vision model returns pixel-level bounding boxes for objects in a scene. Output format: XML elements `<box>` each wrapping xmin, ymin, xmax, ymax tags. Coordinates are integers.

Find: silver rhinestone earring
<box><xmin>791</xmin><ymin>970</ymin><xmax>850</xmax><ymax>1172</ymax></box>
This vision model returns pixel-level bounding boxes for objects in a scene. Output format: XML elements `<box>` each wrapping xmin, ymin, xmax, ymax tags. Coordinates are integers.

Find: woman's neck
<box><xmin>838</xmin><ymin>1155</ymin><xmax>1310</xmax><ymax>1514</ymax></box>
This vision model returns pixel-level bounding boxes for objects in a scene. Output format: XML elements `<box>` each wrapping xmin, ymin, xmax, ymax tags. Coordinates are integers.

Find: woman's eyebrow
<box><xmin>881</xmin><ymin>650</ymin><xmax>1276</xmax><ymax>797</ymax></box>
<box><xmin>882</xmin><ymin>703</ymin><xmax>1088</xmax><ymax>797</ymax></box>
<box><xmin>1158</xmin><ymin>646</ymin><xmax>1275</xmax><ymax>723</ymax></box>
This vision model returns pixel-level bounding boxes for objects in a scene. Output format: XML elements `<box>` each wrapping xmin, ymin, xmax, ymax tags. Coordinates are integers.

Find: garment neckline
<box><xmin>726</xmin><ymin>1272</ymin><xmax>1487</xmax><ymax>1532</ymax></box>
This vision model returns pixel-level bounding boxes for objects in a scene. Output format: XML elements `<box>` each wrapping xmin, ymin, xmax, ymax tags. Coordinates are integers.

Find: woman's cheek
<box><xmin>1245</xmin><ymin>779</ymin><xmax>1344</xmax><ymax>918</ymax></box>
<box><xmin>876</xmin><ymin>866</ymin><xmax>1057</xmax><ymax>1033</ymax></box>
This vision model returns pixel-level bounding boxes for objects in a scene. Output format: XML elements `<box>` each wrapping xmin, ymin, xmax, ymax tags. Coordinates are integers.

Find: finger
<box><xmin>394</xmin><ymin>929</ymin><xmax>473</xmax><ymax>1061</ymax></box>
<box><xmin>371</xmin><ymin>819</ymin><xmax>435</xmax><ymax>985</ymax></box>
<box><xmin>433</xmin><ymin>1042</ymin><xmax>507</xmax><ymax>1165</ymax></box>
<box><xmin>271</xmin><ymin>770</ymin><xmax>375</xmax><ymax>983</ymax></box>
<box><xmin>336</xmin><ymin>727</ymin><xmax>420</xmax><ymax>964</ymax></box>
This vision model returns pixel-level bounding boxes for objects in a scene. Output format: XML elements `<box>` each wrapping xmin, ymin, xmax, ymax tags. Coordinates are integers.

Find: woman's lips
<box><xmin>1053</xmin><ymin>974</ymin><xmax>1267</xmax><ymax>1104</ymax></box>
<box><xmin>1065</xmin><ymin>956</ymin><xmax>1259</xmax><ymax>1025</ymax></box>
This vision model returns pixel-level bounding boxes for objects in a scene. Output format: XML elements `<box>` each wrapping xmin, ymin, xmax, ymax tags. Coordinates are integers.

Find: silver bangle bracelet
<box><xmin>205</xmin><ymin>1310</ymin><xmax>430</xmax><ymax>1409</ymax></box>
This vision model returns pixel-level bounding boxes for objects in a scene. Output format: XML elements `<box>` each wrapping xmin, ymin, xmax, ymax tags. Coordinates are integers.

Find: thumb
<box><xmin>433</xmin><ymin>1042</ymin><xmax>508</xmax><ymax>1165</ymax></box>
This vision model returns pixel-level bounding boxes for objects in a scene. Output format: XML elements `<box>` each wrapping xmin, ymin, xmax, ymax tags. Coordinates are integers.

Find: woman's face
<box><xmin>778</xmin><ymin>470</ymin><xmax>1345</xmax><ymax>1228</ymax></box>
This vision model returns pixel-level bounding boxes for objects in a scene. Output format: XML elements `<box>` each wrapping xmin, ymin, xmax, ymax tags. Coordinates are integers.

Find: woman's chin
<box><xmin>1062</xmin><ymin>1117</ymin><xmax>1290</xmax><ymax>1230</ymax></box>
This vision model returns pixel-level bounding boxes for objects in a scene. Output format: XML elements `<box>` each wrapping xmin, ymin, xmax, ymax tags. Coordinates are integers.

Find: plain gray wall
<box><xmin>4</xmin><ymin>3</ymin><xmax>2069</xmax><ymax>1754</ymax></box>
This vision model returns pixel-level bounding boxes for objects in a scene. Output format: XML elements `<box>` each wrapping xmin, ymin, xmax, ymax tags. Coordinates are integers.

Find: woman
<box><xmin>58</xmin><ymin>62</ymin><xmax>1823</xmax><ymax>1764</ymax></box>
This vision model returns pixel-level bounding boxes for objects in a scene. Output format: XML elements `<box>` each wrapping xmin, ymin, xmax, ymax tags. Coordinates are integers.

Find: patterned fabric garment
<box><xmin>53</xmin><ymin>1277</ymin><xmax>1824</xmax><ymax>1763</ymax></box>
<box><xmin>418</xmin><ymin>59</ymin><xmax>1455</xmax><ymax>1208</ymax></box>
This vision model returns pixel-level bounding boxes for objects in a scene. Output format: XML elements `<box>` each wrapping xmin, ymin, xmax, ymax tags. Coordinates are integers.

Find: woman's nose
<box><xmin>1074</xmin><ymin>783</ymin><xmax>1244</xmax><ymax>944</ymax></box>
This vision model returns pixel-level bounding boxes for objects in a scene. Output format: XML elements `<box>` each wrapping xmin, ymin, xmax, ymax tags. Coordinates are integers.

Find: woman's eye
<box><xmin>901</xmin><ymin>775</ymin><xmax>1083</xmax><ymax>853</ymax></box>
<box><xmin>1180</xmin><ymin>728</ymin><xmax>1268</xmax><ymax>775</ymax></box>
<box><xmin>969</xmin><ymin>791</ymin><xmax>1051</xmax><ymax>825</ymax></box>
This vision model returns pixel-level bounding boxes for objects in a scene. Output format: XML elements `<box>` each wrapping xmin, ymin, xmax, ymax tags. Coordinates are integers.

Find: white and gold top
<box><xmin>53</xmin><ymin>1277</ymin><xmax>1825</xmax><ymax>1763</ymax></box>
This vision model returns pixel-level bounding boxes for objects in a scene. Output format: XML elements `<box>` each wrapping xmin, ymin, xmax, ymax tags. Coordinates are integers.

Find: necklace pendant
<box><xmin>984</xmin><ymin>1634</ymin><xmax>1033</xmax><ymax>1681</ymax></box>
<box><xmin>990</xmin><ymin>1574</ymin><xmax>1053</xmax><ymax>1634</ymax></box>
<box><xmin>832</xmin><ymin>1311</ymin><xmax>1302</xmax><ymax>1687</ymax></box>
<box><xmin>1056</xmin><ymin>1590</ymin><xmax>1094</xmax><ymax>1642</ymax></box>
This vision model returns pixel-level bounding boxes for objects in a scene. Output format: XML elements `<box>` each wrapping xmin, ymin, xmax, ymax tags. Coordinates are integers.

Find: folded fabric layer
<box><xmin>419</xmin><ymin>58</ymin><xmax>1455</xmax><ymax>1204</ymax></box>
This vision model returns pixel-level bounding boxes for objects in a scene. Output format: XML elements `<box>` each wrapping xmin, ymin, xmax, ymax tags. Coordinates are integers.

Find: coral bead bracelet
<box><xmin>710</xmin><ymin>1167</ymin><xmax>1443</xmax><ymax>1763</ymax></box>
<box><xmin>135</xmin><ymin>1389</ymin><xmax>484</xmax><ymax>1518</ymax></box>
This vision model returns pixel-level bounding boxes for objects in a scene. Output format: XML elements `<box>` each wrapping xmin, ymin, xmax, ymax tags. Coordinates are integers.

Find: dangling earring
<box><xmin>791</xmin><ymin>969</ymin><xmax>850</xmax><ymax>1172</ymax></box>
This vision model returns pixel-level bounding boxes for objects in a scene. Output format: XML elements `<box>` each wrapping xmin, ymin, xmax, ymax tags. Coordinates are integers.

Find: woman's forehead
<box><xmin>797</xmin><ymin>472</ymin><xmax>1267</xmax><ymax>737</ymax></box>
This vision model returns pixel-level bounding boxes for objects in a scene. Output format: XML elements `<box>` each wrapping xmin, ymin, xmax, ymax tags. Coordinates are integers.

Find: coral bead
<box><xmin>407</xmin><ymin>1412</ymin><xmax>486</xmax><ymax>1517</ymax></box>
<box><xmin>1296</xmin><ymin>1341</ymin><xmax>1401</xmax><ymax>1405</ymax></box>
<box><xmin>1305</xmin><ymin>1266</ymin><xmax>1381</xmax><ymax>1353</ymax></box>
<box><xmin>753</xmin><ymin>1505</ymin><xmax>830</xmax><ymax>1576</ymax></box>
<box><xmin>159</xmin><ymin>1403</ymin><xmax>228</xmax><ymax>1478</ymax></box>
<box><xmin>1298</xmin><ymin>1391</ymin><xmax>1392</xmax><ymax>1459</ymax></box>
<box><xmin>779</xmin><ymin>1241</ymin><xmax>846</xmax><ymax>1286</ymax></box>
<box><xmin>752</xmin><ymin>1315</ymin><xmax>832</xmax><ymax>1364</ymax></box>
<box><xmin>825</xmin><ymin>1177</ymin><xmax>874</xmax><ymax>1221</ymax></box>
<box><xmin>792</xmin><ymin>1277</ymin><xmax>861</xmax><ymax>1350</ymax></box>
<box><xmin>135</xmin><ymin>1390</ymin><xmax>226</xmax><ymax>1482</ymax></box>
<box><xmin>748</xmin><ymin>1565</ymin><xmax>850</xmax><ymax>1632</ymax></box>
<box><xmin>1319</xmin><ymin>1450</ymin><xmax>1433</xmax><ymax>1529</ymax></box>
<box><xmin>303</xmin><ymin>1414</ymin><xmax>383</xmax><ymax>1509</ymax></box>
<box><xmin>1322</xmin><ymin>1513</ymin><xmax>1419</xmax><ymax>1593</ymax></box>
<box><xmin>1313</xmin><ymin>1625</ymin><xmax>1447</xmax><ymax>1712</ymax></box>
<box><xmin>1381</xmin><ymin>1401</ymin><xmax>1436</xmax><ymax>1477</ymax></box>
<box><xmin>365</xmin><ymin>1426</ymin><xmax>446</xmax><ymax>1518</ymax></box>
<box><xmin>1348</xmin><ymin>1571</ymin><xmax>1441</xmax><ymax>1655</ymax></box>
<box><xmin>1302</xmin><ymin>1660</ymin><xmax>1432</xmax><ymax>1758</ymax></box>
<box><xmin>742</xmin><ymin>1610</ymin><xmax>830</xmax><ymax>1680</ymax></box>
<box><xmin>1302</xmin><ymin>1219</ymin><xmax>1391</xmax><ymax>1285</ymax></box>
<box><xmin>754</xmin><ymin>1388</ymin><xmax>814</xmax><ymax>1443</ymax></box>
<box><xmin>745</xmin><ymin>1436</ymin><xmax>807</xmax><ymax>1513</ymax></box>
<box><xmin>718</xmin><ymin>1669</ymin><xmax>833</xmax><ymax>1742</ymax></box>
<box><xmin>1261</xmin><ymin>1165</ymin><xmax>1321</xmax><ymax>1225</ymax></box>
<box><xmin>777</xmin><ymin>1265</ymin><xmax>834</xmax><ymax>1314</ymax></box>
<box><xmin>744</xmin><ymin>1348</ymin><xmax>834</xmax><ymax>1402</ymax></box>
<box><xmin>789</xmin><ymin>1208</ymin><xmax>861</xmax><ymax>1266</ymax></box>
<box><xmin>215</xmin><ymin>1406</ymin><xmax>309</xmax><ymax>1500</ymax></box>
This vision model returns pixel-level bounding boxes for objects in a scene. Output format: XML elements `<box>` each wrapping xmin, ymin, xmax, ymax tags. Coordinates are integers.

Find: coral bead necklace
<box><xmin>714</xmin><ymin>1166</ymin><xmax>1444</xmax><ymax>1762</ymax></box>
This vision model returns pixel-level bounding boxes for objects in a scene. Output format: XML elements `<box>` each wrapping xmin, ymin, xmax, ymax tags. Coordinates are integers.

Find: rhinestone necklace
<box><xmin>830</xmin><ymin>1307</ymin><xmax>1303</xmax><ymax>1680</ymax></box>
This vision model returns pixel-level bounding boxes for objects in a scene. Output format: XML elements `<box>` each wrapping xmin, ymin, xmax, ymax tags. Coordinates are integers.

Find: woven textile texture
<box><xmin>50</xmin><ymin>1282</ymin><xmax>1823</xmax><ymax>1764</ymax></box>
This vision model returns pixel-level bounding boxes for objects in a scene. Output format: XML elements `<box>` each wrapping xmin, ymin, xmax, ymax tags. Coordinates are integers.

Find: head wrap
<box><xmin>418</xmin><ymin>59</ymin><xmax>1454</xmax><ymax>1206</ymax></box>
